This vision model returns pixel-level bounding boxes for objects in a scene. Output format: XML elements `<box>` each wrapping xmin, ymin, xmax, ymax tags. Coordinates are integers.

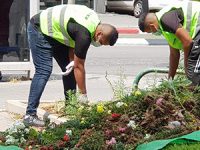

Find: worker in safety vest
<box><xmin>138</xmin><ymin>1</ymin><xmax>200</xmax><ymax>85</ymax></box>
<box><xmin>23</xmin><ymin>4</ymin><xmax>118</xmax><ymax>127</ymax></box>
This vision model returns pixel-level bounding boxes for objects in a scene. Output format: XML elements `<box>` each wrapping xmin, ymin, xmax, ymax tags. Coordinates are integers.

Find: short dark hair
<box><xmin>109</xmin><ymin>26</ymin><xmax>118</xmax><ymax>46</ymax></box>
<box><xmin>138</xmin><ymin>13</ymin><xmax>148</xmax><ymax>32</ymax></box>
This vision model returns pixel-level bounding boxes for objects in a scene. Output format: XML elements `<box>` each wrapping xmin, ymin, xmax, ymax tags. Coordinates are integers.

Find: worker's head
<box><xmin>93</xmin><ymin>23</ymin><xmax>118</xmax><ymax>47</ymax></box>
<box><xmin>138</xmin><ymin>13</ymin><xmax>161</xmax><ymax>35</ymax></box>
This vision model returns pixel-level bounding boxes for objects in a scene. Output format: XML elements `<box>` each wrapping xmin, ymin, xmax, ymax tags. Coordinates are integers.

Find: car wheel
<box><xmin>133</xmin><ymin>0</ymin><xmax>143</xmax><ymax>18</ymax></box>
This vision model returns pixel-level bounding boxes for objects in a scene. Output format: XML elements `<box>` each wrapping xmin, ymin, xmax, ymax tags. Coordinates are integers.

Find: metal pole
<box><xmin>29</xmin><ymin>0</ymin><xmax>40</xmax><ymax>78</ymax></box>
<box><xmin>68</xmin><ymin>0</ymin><xmax>75</xmax><ymax>4</ymax></box>
<box><xmin>93</xmin><ymin>0</ymin><xmax>97</xmax><ymax>11</ymax></box>
<box><xmin>142</xmin><ymin>0</ymin><xmax>149</xmax><ymax>13</ymax></box>
<box><xmin>132</xmin><ymin>68</ymin><xmax>184</xmax><ymax>89</ymax></box>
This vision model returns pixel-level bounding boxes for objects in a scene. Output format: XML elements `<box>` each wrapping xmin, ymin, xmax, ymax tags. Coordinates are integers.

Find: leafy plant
<box><xmin>4</xmin><ymin>121</ymin><xmax>30</xmax><ymax>146</ymax></box>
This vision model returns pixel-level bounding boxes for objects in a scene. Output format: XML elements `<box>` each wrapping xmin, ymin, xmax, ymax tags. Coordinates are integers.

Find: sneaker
<box><xmin>23</xmin><ymin>114</ymin><xmax>45</xmax><ymax>127</ymax></box>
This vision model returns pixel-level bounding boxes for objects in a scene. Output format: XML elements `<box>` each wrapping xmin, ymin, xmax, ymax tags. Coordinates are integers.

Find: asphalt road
<box><xmin>52</xmin><ymin>45</ymin><xmax>170</xmax><ymax>76</ymax></box>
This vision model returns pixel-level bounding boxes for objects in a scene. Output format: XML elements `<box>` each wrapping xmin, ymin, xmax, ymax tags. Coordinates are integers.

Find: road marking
<box><xmin>116</xmin><ymin>38</ymin><xmax>149</xmax><ymax>45</ymax></box>
<box><xmin>0</xmin><ymin>108</ymin><xmax>6</xmax><ymax>112</ymax></box>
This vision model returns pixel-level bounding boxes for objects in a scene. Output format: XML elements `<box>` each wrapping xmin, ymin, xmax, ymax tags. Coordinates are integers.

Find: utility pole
<box><xmin>93</xmin><ymin>0</ymin><xmax>106</xmax><ymax>13</ymax></box>
<box><xmin>68</xmin><ymin>0</ymin><xmax>75</xmax><ymax>4</ymax></box>
<box><xmin>142</xmin><ymin>0</ymin><xmax>149</xmax><ymax>13</ymax></box>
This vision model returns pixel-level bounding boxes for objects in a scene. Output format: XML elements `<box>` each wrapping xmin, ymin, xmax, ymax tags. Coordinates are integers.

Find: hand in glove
<box><xmin>78</xmin><ymin>94</ymin><xmax>89</xmax><ymax>105</ymax></box>
<box><xmin>61</xmin><ymin>61</ymin><xmax>74</xmax><ymax>76</ymax></box>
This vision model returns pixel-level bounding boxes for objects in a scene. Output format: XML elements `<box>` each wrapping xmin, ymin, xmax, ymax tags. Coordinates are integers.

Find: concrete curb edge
<box><xmin>6</xmin><ymin>100</ymin><xmax>67</xmax><ymax>124</ymax></box>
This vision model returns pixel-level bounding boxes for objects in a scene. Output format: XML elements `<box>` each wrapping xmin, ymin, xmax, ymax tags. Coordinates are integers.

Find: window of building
<box><xmin>0</xmin><ymin>0</ymin><xmax>29</xmax><ymax>62</ymax></box>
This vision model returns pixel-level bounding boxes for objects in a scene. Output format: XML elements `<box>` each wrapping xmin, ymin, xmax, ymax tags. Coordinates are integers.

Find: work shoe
<box><xmin>23</xmin><ymin>114</ymin><xmax>45</xmax><ymax>127</ymax></box>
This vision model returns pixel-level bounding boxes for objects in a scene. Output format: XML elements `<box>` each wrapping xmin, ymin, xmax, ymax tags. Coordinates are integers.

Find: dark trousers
<box><xmin>187</xmin><ymin>32</ymin><xmax>200</xmax><ymax>85</ymax></box>
<box><xmin>26</xmin><ymin>22</ymin><xmax>76</xmax><ymax>115</ymax></box>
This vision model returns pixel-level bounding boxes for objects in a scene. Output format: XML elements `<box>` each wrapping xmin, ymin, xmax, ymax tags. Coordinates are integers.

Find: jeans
<box><xmin>26</xmin><ymin>22</ymin><xmax>76</xmax><ymax>115</ymax></box>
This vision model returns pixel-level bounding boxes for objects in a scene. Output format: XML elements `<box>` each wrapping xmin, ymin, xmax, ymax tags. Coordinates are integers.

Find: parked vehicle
<box><xmin>106</xmin><ymin>0</ymin><xmax>188</xmax><ymax>18</ymax></box>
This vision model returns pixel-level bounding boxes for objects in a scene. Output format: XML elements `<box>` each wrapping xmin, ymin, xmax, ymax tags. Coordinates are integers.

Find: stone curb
<box><xmin>6</xmin><ymin>100</ymin><xmax>67</xmax><ymax>124</ymax></box>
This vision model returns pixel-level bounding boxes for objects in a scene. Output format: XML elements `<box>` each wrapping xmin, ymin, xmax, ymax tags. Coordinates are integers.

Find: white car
<box><xmin>106</xmin><ymin>0</ymin><xmax>188</xmax><ymax>18</ymax></box>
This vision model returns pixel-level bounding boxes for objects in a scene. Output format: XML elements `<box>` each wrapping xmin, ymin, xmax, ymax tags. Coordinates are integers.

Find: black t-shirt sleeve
<box><xmin>160</xmin><ymin>8</ymin><xmax>184</xmax><ymax>34</ymax></box>
<box><xmin>67</xmin><ymin>20</ymin><xmax>91</xmax><ymax>59</ymax></box>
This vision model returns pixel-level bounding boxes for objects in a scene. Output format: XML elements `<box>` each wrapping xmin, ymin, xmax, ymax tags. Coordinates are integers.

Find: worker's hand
<box><xmin>61</xmin><ymin>61</ymin><xmax>74</xmax><ymax>76</ymax></box>
<box><xmin>78</xmin><ymin>94</ymin><xmax>89</xmax><ymax>105</ymax></box>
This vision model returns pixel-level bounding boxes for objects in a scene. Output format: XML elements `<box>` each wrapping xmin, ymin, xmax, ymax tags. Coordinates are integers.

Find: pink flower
<box><xmin>156</xmin><ymin>97</ymin><xmax>163</xmax><ymax>106</ymax></box>
<box><xmin>105</xmin><ymin>129</ymin><xmax>112</xmax><ymax>137</ymax></box>
<box><xmin>106</xmin><ymin>137</ymin><xmax>116</xmax><ymax>145</ymax></box>
<box><xmin>118</xmin><ymin>127</ymin><xmax>126</xmax><ymax>133</ymax></box>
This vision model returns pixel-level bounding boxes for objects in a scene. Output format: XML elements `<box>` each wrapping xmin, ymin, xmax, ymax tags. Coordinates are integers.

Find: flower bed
<box><xmin>1</xmin><ymin>76</ymin><xmax>200</xmax><ymax>149</ymax></box>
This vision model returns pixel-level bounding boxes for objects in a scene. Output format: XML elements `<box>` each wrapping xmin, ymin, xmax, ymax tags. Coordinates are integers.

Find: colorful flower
<box><xmin>63</xmin><ymin>134</ymin><xmax>70</xmax><ymax>142</ymax></box>
<box><xmin>118</xmin><ymin>127</ymin><xmax>127</xmax><ymax>133</ymax></box>
<box><xmin>97</xmin><ymin>103</ymin><xmax>104</xmax><ymax>113</ymax></box>
<box><xmin>107</xmin><ymin>110</ymin><xmax>112</xmax><ymax>114</ymax></box>
<box><xmin>127</xmin><ymin>120</ymin><xmax>137</xmax><ymax>129</ymax></box>
<box><xmin>134</xmin><ymin>90</ymin><xmax>142</xmax><ymax>96</ymax></box>
<box><xmin>116</xmin><ymin>102</ymin><xmax>124</xmax><ymax>108</ymax></box>
<box><xmin>66</xmin><ymin>129</ymin><xmax>72</xmax><ymax>136</ymax></box>
<box><xmin>111</xmin><ymin>113</ymin><xmax>121</xmax><ymax>119</ymax></box>
<box><xmin>144</xmin><ymin>134</ymin><xmax>151</xmax><ymax>139</ymax></box>
<box><xmin>106</xmin><ymin>137</ymin><xmax>116</xmax><ymax>145</ymax></box>
<box><xmin>105</xmin><ymin>129</ymin><xmax>113</xmax><ymax>138</ymax></box>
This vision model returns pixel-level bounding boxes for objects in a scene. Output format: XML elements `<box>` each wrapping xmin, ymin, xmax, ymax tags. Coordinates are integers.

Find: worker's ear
<box><xmin>149</xmin><ymin>23</ymin><xmax>157</xmax><ymax>32</ymax></box>
<box><xmin>97</xmin><ymin>30</ymin><xmax>103</xmax><ymax>36</ymax></box>
<box><xmin>96</xmin><ymin>30</ymin><xmax>103</xmax><ymax>40</ymax></box>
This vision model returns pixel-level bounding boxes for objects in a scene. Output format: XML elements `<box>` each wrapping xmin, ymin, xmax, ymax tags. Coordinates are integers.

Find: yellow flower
<box><xmin>134</xmin><ymin>90</ymin><xmax>141</xmax><ymax>96</ymax></box>
<box><xmin>97</xmin><ymin>104</ymin><xmax>104</xmax><ymax>113</ymax></box>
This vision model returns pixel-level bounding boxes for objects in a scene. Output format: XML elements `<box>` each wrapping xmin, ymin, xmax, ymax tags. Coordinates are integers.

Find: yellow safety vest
<box><xmin>40</xmin><ymin>4</ymin><xmax>100</xmax><ymax>48</ymax></box>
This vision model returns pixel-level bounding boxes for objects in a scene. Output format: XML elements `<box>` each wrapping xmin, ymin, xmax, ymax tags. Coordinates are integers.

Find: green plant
<box><xmin>4</xmin><ymin>121</ymin><xmax>30</xmax><ymax>146</ymax></box>
<box><xmin>105</xmin><ymin>69</ymin><xmax>130</xmax><ymax>101</ymax></box>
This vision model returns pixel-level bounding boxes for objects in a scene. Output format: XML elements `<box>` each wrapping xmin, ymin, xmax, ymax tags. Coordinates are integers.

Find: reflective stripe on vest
<box><xmin>60</xmin><ymin>6</ymin><xmax>70</xmax><ymax>45</ymax></box>
<box><xmin>195</xmin><ymin>15</ymin><xmax>200</xmax><ymax>36</ymax></box>
<box><xmin>47</xmin><ymin>8</ymin><xmax>53</xmax><ymax>37</ymax></box>
<box><xmin>45</xmin><ymin>6</ymin><xmax>70</xmax><ymax>45</ymax></box>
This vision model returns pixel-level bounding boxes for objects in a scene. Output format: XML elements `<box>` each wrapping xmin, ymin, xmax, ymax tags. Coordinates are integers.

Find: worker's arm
<box><xmin>74</xmin><ymin>55</ymin><xmax>86</xmax><ymax>94</ymax></box>
<box><xmin>175</xmin><ymin>27</ymin><xmax>193</xmax><ymax>75</ymax></box>
<box><xmin>168</xmin><ymin>46</ymin><xmax>180</xmax><ymax>79</ymax></box>
<box><xmin>67</xmin><ymin>22</ymin><xmax>91</xmax><ymax>94</ymax></box>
